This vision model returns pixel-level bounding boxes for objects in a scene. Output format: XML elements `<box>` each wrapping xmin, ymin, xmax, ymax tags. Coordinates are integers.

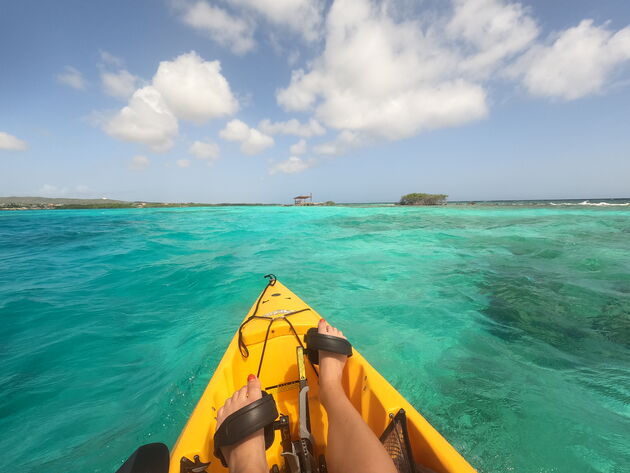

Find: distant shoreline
<box><xmin>0</xmin><ymin>197</ymin><xmax>279</xmax><ymax>211</ymax></box>
<box><xmin>1</xmin><ymin>196</ymin><xmax>629</xmax><ymax>211</ymax></box>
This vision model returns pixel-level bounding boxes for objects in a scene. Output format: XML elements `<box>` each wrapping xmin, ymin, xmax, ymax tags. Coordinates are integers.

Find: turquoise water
<box><xmin>1</xmin><ymin>206</ymin><xmax>629</xmax><ymax>473</ymax></box>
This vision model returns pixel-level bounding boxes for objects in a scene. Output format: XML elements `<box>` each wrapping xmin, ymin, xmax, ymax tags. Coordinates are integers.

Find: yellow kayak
<box><xmin>169</xmin><ymin>277</ymin><xmax>476</xmax><ymax>473</ymax></box>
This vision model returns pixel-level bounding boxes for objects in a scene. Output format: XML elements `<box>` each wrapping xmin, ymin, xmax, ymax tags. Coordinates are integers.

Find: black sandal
<box><xmin>213</xmin><ymin>391</ymin><xmax>279</xmax><ymax>467</ymax></box>
<box><xmin>304</xmin><ymin>327</ymin><xmax>353</xmax><ymax>365</ymax></box>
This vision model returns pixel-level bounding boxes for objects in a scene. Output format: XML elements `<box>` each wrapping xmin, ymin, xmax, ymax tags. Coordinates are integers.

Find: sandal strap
<box><xmin>213</xmin><ymin>391</ymin><xmax>278</xmax><ymax>467</ymax></box>
<box><xmin>304</xmin><ymin>327</ymin><xmax>353</xmax><ymax>365</ymax></box>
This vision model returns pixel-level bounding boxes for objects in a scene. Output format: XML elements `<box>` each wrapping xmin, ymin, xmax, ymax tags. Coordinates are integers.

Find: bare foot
<box><xmin>317</xmin><ymin>318</ymin><xmax>348</xmax><ymax>409</ymax></box>
<box><xmin>215</xmin><ymin>375</ymin><xmax>268</xmax><ymax>473</ymax></box>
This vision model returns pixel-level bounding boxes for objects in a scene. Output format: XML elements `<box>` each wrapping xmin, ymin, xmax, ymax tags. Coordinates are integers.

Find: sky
<box><xmin>1</xmin><ymin>0</ymin><xmax>629</xmax><ymax>203</ymax></box>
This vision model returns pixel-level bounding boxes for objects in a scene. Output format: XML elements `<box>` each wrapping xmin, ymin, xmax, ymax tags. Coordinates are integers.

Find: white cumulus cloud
<box><xmin>102</xmin><ymin>51</ymin><xmax>238</xmax><ymax>151</ymax></box>
<box><xmin>176</xmin><ymin>159</ymin><xmax>191</xmax><ymax>168</ymax></box>
<box><xmin>57</xmin><ymin>66</ymin><xmax>86</xmax><ymax>90</ymax></box>
<box><xmin>510</xmin><ymin>20</ymin><xmax>630</xmax><ymax>100</ymax></box>
<box><xmin>275</xmin><ymin>0</ymin><xmax>630</xmax><ymax>149</ymax></box>
<box><xmin>189</xmin><ymin>139</ymin><xmax>220</xmax><ymax>164</ymax></box>
<box><xmin>101</xmin><ymin>69</ymin><xmax>140</xmax><ymax>100</ymax></box>
<box><xmin>259</xmin><ymin>118</ymin><xmax>325</xmax><ymax>137</ymax></box>
<box><xmin>231</xmin><ymin>0</ymin><xmax>325</xmax><ymax>42</ymax></box>
<box><xmin>153</xmin><ymin>51</ymin><xmax>239</xmax><ymax>122</ymax></box>
<box><xmin>129</xmin><ymin>155</ymin><xmax>150</xmax><ymax>171</ymax></box>
<box><xmin>313</xmin><ymin>130</ymin><xmax>362</xmax><ymax>156</ymax></box>
<box><xmin>181</xmin><ymin>1</ymin><xmax>255</xmax><ymax>54</ymax></box>
<box><xmin>276</xmin><ymin>0</ymin><xmax>489</xmax><ymax>140</ymax></box>
<box><xmin>290</xmin><ymin>139</ymin><xmax>307</xmax><ymax>155</ymax></box>
<box><xmin>0</xmin><ymin>131</ymin><xmax>28</xmax><ymax>151</ymax></box>
<box><xmin>447</xmin><ymin>0</ymin><xmax>539</xmax><ymax>77</ymax></box>
<box><xmin>269</xmin><ymin>156</ymin><xmax>316</xmax><ymax>175</ymax></box>
<box><xmin>220</xmin><ymin>119</ymin><xmax>274</xmax><ymax>155</ymax></box>
<box><xmin>105</xmin><ymin>86</ymin><xmax>179</xmax><ymax>152</ymax></box>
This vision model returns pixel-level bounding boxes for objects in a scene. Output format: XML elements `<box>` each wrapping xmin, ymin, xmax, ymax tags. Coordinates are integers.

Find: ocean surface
<box><xmin>1</xmin><ymin>204</ymin><xmax>629</xmax><ymax>473</ymax></box>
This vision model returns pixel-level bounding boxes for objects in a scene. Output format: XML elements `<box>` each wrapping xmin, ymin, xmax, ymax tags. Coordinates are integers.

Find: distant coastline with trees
<box><xmin>2</xmin><ymin>193</ymin><xmax>450</xmax><ymax>210</ymax></box>
<box><xmin>0</xmin><ymin>197</ymin><xmax>276</xmax><ymax>211</ymax></box>
<box><xmin>399</xmin><ymin>193</ymin><xmax>448</xmax><ymax>206</ymax></box>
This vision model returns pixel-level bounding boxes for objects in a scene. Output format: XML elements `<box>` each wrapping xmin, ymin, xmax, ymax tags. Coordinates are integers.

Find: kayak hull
<box><xmin>169</xmin><ymin>280</ymin><xmax>476</xmax><ymax>473</ymax></box>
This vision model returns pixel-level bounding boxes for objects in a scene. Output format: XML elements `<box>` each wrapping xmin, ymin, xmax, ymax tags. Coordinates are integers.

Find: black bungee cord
<box><xmin>237</xmin><ymin>274</ymin><xmax>319</xmax><ymax>378</ymax></box>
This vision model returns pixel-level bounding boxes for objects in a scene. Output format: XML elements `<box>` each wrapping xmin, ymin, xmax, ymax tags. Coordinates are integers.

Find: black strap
<box><xmin>213</xmin><ymin>392</ymin><xmax>279</xmax><ymax>467</ymax></box>
<box><xmin>304</xmin><ymin>327</ymin><xmax>353</xmax><ymax>365</ymax></box>
<box><xmin>238</xmin><ymin>274</ymin><xmax>277</xmax><ymax>358</ymax></box>
<box><xmin>236</xmin><ymin>276</ymin><xmax>318</xmax><ymax>378</ymax></box>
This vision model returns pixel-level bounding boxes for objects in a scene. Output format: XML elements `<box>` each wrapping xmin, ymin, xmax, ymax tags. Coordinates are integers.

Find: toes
<box><xmin>232</xmin><ymin>388</ymin><xmax>243</xmax><ymax>403</ymax></box>
<box><xmin>318</xmin><ymin>318</ymin><xmax>346</xmax><ymax>338</ymax></box>
<box><xmin>236</xmin><ymin>385</ymin><xmax>248</xmax><ymax>401</ymax></box>
<box><xmin>246</xmin><ymin>374</ymin><xmax>262</xmax><ymax>401</ymax></box>
<box><xmin>216</xmin><ymin>378</ymin><xmax>262</xmax><ymax>432</ymax></box>
<box><xmin>318</xmin><ymin>318</ymin><xmax>327</xmax><ymax>334</ymax></box>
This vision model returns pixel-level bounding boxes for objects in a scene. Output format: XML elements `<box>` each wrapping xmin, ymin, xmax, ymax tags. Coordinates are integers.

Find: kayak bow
<box><xmin>167</xmin><ymin>276</ymin><xmax>476</xmax><ymax>473</ymax></box>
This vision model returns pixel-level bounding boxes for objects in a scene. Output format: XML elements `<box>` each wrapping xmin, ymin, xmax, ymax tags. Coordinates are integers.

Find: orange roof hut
<box><xmin>293</xmin><ymin>194</ymin><xmax>313</xmax><ymax>205</ymax></box>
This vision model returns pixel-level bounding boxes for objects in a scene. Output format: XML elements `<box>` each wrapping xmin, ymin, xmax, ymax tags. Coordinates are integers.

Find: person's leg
<box><xmin>318</xmin><ymin>318</ymin><xmax>398</xmax><ymax>473</ymax></box>
<box><xmin>215</xmin><ymin>374</ymin><xmax>268</xmax><ymax>473</ymax></box>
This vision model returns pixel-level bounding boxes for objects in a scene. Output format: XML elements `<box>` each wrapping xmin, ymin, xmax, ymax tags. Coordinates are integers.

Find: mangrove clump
<box><xmin>399</xmin><ymin>193</ymin><xmax>448</xmax><ymax>206</ymax></box>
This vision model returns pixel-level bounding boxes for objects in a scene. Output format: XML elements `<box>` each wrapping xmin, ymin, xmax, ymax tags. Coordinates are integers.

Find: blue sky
<box><xmin>1</xmin><ymin>0</ymin><xmax>629</xmax><ymax>203</ymax></box>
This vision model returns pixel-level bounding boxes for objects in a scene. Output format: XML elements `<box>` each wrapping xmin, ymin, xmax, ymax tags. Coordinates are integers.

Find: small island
<box><xmin>399</xmin><ymin>193</ymin><xmax>448</xmax><ymax>206</ymax></box>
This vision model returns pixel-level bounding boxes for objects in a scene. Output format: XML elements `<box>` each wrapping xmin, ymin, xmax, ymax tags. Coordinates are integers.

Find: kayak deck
<box><xmin>170</xmin><ymin>280</ymin><xmax>476</xmax><ymax>473</ymax></box>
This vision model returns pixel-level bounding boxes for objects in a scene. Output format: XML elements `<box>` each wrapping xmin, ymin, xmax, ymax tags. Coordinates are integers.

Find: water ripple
<box><xmin>1</xmin><ymin>206</ymin><xmax>629</xmax><ymax>472</ymax></box>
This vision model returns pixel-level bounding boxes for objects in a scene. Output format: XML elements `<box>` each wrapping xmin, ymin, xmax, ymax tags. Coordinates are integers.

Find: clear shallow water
<box><xmin>1</xmin><ymin>206</ymin><xmax>628</xmax><ymax>473</ymax></box>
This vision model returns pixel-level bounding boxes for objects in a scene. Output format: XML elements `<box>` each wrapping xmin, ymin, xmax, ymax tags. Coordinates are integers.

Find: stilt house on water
<box><xmin>293</xmin><ymin>194</ymin><xmax>313</xmax><ymax>206</ymax></box>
